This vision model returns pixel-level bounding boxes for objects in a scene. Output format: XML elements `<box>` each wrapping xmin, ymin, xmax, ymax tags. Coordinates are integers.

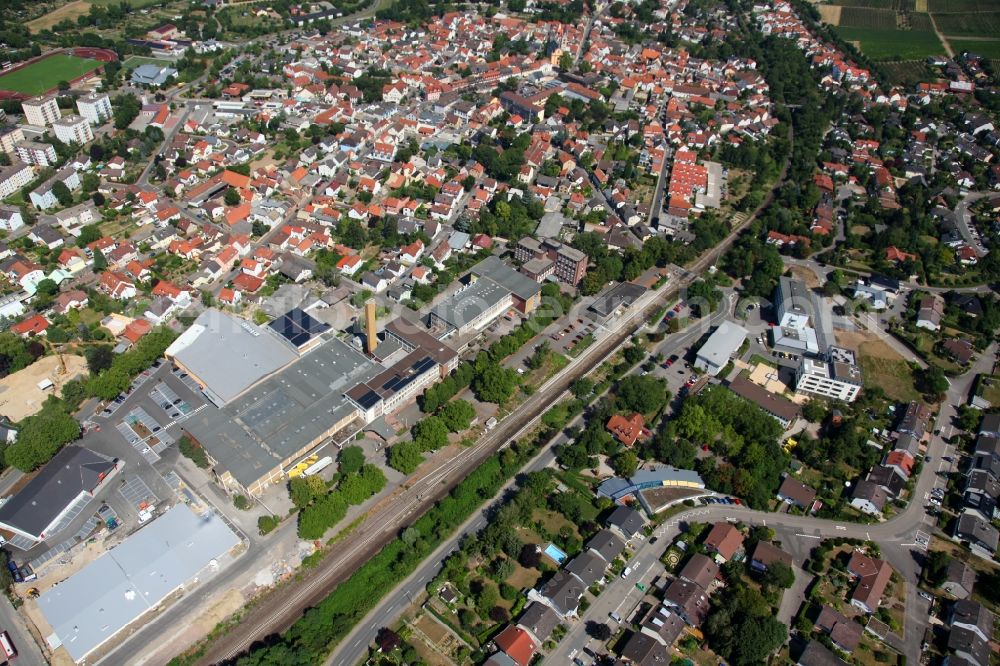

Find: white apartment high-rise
<box><xmin>76</xmin><ymin>93</ymin><xmax>113</xmax><ymax>125</ymax></box>
<box><xmin>16</xmin><ymin>141</ymin><xmax>57</xmax><ymax>167</ymax></box>
<box><xmin>0</xmin><ymin>125</ymin><xmax>24</xmax><ymax>155</ymax></box>
<box><xmin>21</xmin><ymin>96</ymin><xmax>60</xmax><ymax>127</ymax></box>
<box><xmin>53</xmin><ymin>115</ymin><xmax>94</xmax><ymax>145</ymax></box>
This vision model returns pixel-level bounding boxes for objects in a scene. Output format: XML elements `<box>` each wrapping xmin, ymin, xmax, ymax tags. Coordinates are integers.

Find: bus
<box><xmin>0</xmin><ymin>630</ymin><xmax>17</xmax><ymax>660</ymax></box>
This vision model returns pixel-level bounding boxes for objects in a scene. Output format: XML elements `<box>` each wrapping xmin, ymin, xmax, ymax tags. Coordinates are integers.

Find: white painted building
<box><xmin>76</xmin><ymin>92</ymin><xmax>113</xmax><ymax>125</ymax></box>
<box><xmin>53</xmin><ymin>114</ymin><xmax>94</xmax><ymax>145</ymax></box>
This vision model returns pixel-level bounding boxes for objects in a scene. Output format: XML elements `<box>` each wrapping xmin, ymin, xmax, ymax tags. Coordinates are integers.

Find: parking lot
<box><xmin>10</xmin><ymin>364</ymin><xmax>212</xmax><ymax>570</ymax></box>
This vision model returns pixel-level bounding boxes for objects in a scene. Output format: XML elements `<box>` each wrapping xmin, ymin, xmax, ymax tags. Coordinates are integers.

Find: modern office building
<box><xmin>795</xmin><ymin>347</ymin><xmax>863</xmax><ymax>402</ymax></box>
<box><xmin>21</xmin><ymin>95</ymin><xmax>60</xmax><ymax>127</ymax></box>
<box><xmin>53</xmin><ymin>114</ymin><xmax>94</xmax><ymax>145</ymax></box>
<box><xmin>775</xmin><ymin>276</ymin><xmax>814</xmax><ymax>329</ymax></box>
<box><xmin>76</xmin><ymin>92</ymin><xmax>113</xmax><ymax>124</ymax></box>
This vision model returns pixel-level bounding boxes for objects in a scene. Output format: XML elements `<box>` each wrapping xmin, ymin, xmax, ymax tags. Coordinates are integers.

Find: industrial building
<box><xmin>428</xmin><ymin>277</ymin><xmax>513</xmax><ymax>338</ymax></box>
<box><xmin>165</xmin><ymin>309</ymin><xmax>299</xmax><ymax>407</ymax></box>
<box><xmin>37</xmin><ymin>504</ymin><xmax>239</xmax><ymax>663</ymax></box>
<box><xmin>176</xmin><ymin>307</ymin><xmax>457</xmax><ymax>497</ymax></box>
<box><xmin>183</xmin><ymin>335</ymin><xmax>381</xmax><ymax>496</ymax></box>
<box><xmin>469</xmin><ymin>255</ymin><xmax>542</xmax><ymax>313</ymax></box>
<box><xmin>0</xmin><ymin>446</ymin><xmax>122</xmax><ymax>544</ymax></box>
<box><xmin>795</xmin><ymin>347</ymin><xmax>863</xmax><ymax>402</ymax></box>
<box><xmin>694</xmin><ymin>320</ymin><xmax>747</xmax><ymax>376</ymax></box>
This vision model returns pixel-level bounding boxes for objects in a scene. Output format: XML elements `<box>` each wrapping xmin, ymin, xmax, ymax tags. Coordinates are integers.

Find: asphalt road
<box><xmin>0</xmin><ymin>596</ymin><xmax>46</xmax><ymax>666</ymax></box>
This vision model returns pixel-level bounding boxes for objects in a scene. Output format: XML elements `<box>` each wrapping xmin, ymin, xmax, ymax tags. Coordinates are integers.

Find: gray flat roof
<box><xmin>38</xmin><ymin>504</ymin><xmax>239</xmax><ymax>662</ymax></box>
<box><xmin>166</xmin><ymin>309</ymin><xmax>298</xmax><ymax>406</ymax></box>
<box><xmin>431</xmin><ymin>277</ymin><xmax>511</xmax><ymax>330</ymax></box>
<box><xmin>589</xmin><ymin>282</ymin><xmax>646</xmax><ymax>318</ymax></box>
<box><xmin>696</xmin><ymin>320</ymin><xmax>748</xmax><ymax>368</ymax></box>
<box><xmin>185</xmin><ymin>337</ymin><xmax>381</xmax><ymax>487</ymax></box>
<box><xmin>470</xmin><ymin>256</ymin><xmax>542</xmax><ymax>302</ymax></box>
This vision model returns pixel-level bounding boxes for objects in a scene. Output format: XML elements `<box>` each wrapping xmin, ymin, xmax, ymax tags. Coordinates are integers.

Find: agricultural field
<box><xmin>879</xmin><ymin>60</ymin><xmax>938</xmax><ymax>85</ymax></box>
<box><xmin>931</xmin><ymin>10</ymin><xmax>1000</xmax><ymax>36</ymax></box>
<box><xmin>838</xmin><ymin>6</ymin><xmax>900</xmax><ymax>28</ymax></box>
<box><xmin>948</xmin><ymin>39</ymin><xmax>1000</xmax><ymax>58</ymax></box>
<box><xmin>927</xmin><ymin>0</ymin><xmax>998</xmax><ymax>10</ymax></box>
<box><xmin>25</xmin><ymin>0</ymin><xmax>91</xmax><ymax>32</ymax></box>
<box><xmin>831</xmin><ymin>0</ymin><xmax>915</xmax><ymax>8</ymax></box>
<box><xmin>834</xmin><ymin>26</ymin><xmax>946</xmax><ymax>59</ymax></box>
<box><xmin>0</xmin><ymin>54</ymin><xmax>102</xmax><ymax>95</ymax></box>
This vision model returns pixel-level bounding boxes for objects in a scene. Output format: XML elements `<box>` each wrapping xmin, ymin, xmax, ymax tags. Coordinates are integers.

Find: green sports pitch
<box><xmin>0</xmin><ymin>54</ymin><xmax>103</xmax><ymax>96</ymax></box>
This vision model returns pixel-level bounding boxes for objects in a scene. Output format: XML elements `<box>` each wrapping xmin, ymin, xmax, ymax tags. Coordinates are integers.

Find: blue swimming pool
<box><xmin>544</xmin><ymin>543</ymin><xmax>568</xmax><ymax>564</ymax></box>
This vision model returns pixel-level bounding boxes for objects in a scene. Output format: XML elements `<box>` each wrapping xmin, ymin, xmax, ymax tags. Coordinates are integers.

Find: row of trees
<box><xmin>296</xmin><ymin>448</ymin><xmax>387</xmax><ymax>540</ymax></box>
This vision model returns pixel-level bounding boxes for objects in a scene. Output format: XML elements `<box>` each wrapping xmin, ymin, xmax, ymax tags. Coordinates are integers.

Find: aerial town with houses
<box><xmin>0</xmin><ymin>0</ymin><xmax>998</xmax><ymax>662</ymax></box>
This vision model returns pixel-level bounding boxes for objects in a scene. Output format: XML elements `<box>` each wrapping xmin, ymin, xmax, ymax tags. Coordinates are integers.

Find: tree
<box><xmin>918</xmin><ymin>365</ymin><xmax>949</xmax><ymax>397</ymax></box>
<box><xmin>338</xmin><ymin>445</ymin><xmax>365</xmax><ymax>475</ymax></box>
<box><xmin>81</xmin><ymin>173</ymin><xmax>100</xmax><ymax>193</ymax></box>
<box><xmin>224</xmin><ymin>188</ymin><xmax>241</xmax><ymax>206</ymax></box>
<box><xmin>586</xmin><ymin>622</ymin><xmax>612</xmax><ymax>640</ymax></box>
<box><xmin>297</xmin><ymin>490</ymin><xmax>347</xmax><ymax>539</ymax></box>
<box><xmin>412</xmin><ymin>415</ymin><xmax>449</xmax><ymax>451</ymax></box>
<box><xmin>86</xmin><ymin>366</ymin><xmax>130</xmax><ymax>400</ymax></box>
<box><xmin>571</xmin><ymin>378</ymin><xmax>594</xmax><ymax>399</ymax></box>
<box><xmin>52</xmin><ymin>181</ymin><xmax>74</xmax><ymax>207</ymax></box>
<box><xmin>519</xmin><ymin>543</ymin><xmax>541</xmax><ymax>568</ymax></box>
<box><xmin>924</xmin><ymin>550</ymin><xmax>951</xmax><ymax>588</ymax></box>
<box><xmin>762</xmin><ymin>561</ymin><xmax>795</xmax><ymax>589</ymax></box>
<box><xmin>289</xmin><ymin>475</ymin><xmax>326</xmax><ymax>509</ymax></box>
<box><xmin>5</xmin><ymin>401</ymin><xmax>81</xmax><ymax>471</ymax></box>
<box><xmin>439</xmin><ymin>399</ymin><xmax>476</xmax><ymax>432</ymax></box>
<box><xmin>610</xmin><ymin>449</ymin><xmax>639</xmax><ymax>477</ymax></box>
<box><xmin>0</xmin><ymin>333</ymin><xmax>31</xmax><ymax>378</ymax></box>
<box><xmin>77</xmin><ymin>224</ymin><xmax>103</xmax><ymax>248</ymax></box>
<box><xmin>92</xmin><ymin>249</ymin><xmax>107</xmax><ymax>272</ymax></box>
<box><xmin>377</xmin><ymin>628</ymin><xmax>402</xmax><ymax>653</ymax></box>
<box><xmin>178</xmin><ymin>435</ymin><xmax>210</xmax><ymax>468</ymax></box>
<box><xmin>34</xmin><ymin>278</ymin><xmax>58</xmax><ymax>299</ymax></box>
<box><xmin>258</xmin><ymin>515</ymin><xmax>280</xmax><ymax>535</ymax></box>
<box><xmin>616</xmin><ymin>375</ymin><xmax>668</xmax><ymax>414</ymax></box>
<box><xmin>559</xmin><ymin>52</ymin><xmax>573</xmax><ymax>70</ymax></box>
<box><xmin>84</xmin><ymin>345</ymin><xmax>114</xmax><ymax>374</ymax></box>
<box><xmin>801</xmin><ymin>400</ymin><xmax>827</xmax><ymax>423</ymax></box>
<box><xmin>473</xmin><ymin>363</ymin><xmax>518</xmax><ymax>404</ymax></box>
<box><xmin>388</xmin><ymin>441</ymin><xmax>423</xmax><ymax>474</ymax></box>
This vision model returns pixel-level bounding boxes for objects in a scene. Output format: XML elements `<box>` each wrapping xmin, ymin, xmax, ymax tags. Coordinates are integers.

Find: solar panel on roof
<box><xmin>268</xmin><ymin>308</ymin><xmax>331</xmax><ymax>348</ymax></box>
<box><xmin>355</xmin><ymin>389</ymin><xmax>381</xmax><ymax>409</ymax></box>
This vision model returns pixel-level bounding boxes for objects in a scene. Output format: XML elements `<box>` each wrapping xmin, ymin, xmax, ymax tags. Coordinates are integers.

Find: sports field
<box><xmin>0</xmin><ymin>54</ymin><xmax>102</xmax><ymax>95</ymax></box>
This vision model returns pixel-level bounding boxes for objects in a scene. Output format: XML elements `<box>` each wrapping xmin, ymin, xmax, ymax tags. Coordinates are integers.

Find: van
<box><xmin>609</xmin><ymin>611</ymin><xmax>622</xmax><ymax>623</ymax></box>
<box><xmin>621</xmin><ymin>566</ymin><xmax>633</xmax><ymax>578</ymax></box>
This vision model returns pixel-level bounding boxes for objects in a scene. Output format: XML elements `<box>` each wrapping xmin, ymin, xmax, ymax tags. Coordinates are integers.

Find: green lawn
<box><xmin>0</xmin><ymin>55</ymin><xmax>103</xmax><ymax>95</ymax></box>
<box><xmin>834</xmin><ymin>26</ymin><xmax>946</xmax><ymax>59</ymax></box>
